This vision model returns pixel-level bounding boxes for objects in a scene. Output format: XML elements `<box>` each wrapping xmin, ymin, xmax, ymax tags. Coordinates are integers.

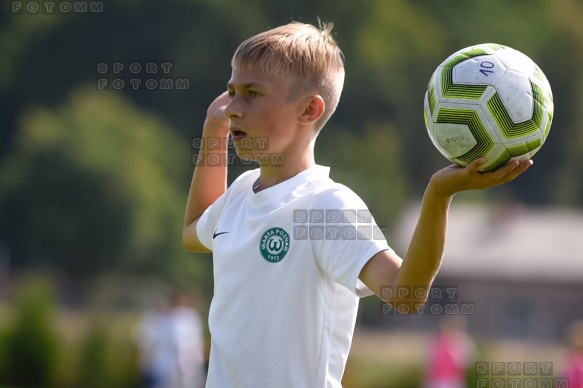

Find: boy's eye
<box><xmin>247</xmin><ymin>90</ymin><xmax>259</xmax><ymax>97</ymax></box>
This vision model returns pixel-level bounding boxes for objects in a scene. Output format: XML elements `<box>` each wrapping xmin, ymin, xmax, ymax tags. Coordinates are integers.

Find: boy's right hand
<box><xmin>183</xmin><ymin>92</ymin><xmax>232</xmax><ymax>253</ymax></box>
<box><xmin>428</xmin><ymin>158</ymin><xmax>533</xmax><ymax>198</ymax></box>
<box><xmin>203</xmin><ymin>91</ymin><xmax>231</xmax><ymax>137</ymax></box>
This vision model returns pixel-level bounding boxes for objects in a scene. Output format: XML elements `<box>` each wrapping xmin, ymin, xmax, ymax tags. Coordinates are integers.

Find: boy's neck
<box><xmin>254</xmin><ymin>153</ymin><xmax>316</xmax><ymax>193</ymax></box>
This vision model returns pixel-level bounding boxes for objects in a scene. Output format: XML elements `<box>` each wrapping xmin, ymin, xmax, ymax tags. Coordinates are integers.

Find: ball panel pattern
<box><xmin>424</xmin><ymin>43</ymin><xmax>554</xmax><ymax>172</ymax></box>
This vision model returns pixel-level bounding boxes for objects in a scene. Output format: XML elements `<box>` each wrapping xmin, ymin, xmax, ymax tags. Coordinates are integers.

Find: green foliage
<box><xmin>76</xmin><ymin>323</ymin><xmax>112</xmax><ymax>388</ymax></box>
<box><xmin>0</xmin><ymin>87</ymin><xmax>198</xmax><ymax>280</ymax></box>
<box><xmin>74</xmin><ymin>317</ymin><xmax>140</xmax><ymax>388</ymax></box>
<box><xmin>344</xmin><ymin>357</ymin><xmax>423</xmax><ymax>388</ymax></box>
<box><xmin>0</xmin><ymin>278</ymin><xmax>144</xmax><ymax>388</ymax></box>
<box><xmin>317</xmin><ymin>124</ymin><xmax>408</xmax><ymax>231</ymax></box>
<box><xmin>0</xmin><ymin>280</ymin><xmax>60</xmax><ymax>387</ymax></box>
<box><xmin>349</xmin><ymin>0</ymin><xmax>449</xmax><ymax>192</ymax></box>
<box><xmin>546</xmin><ymin>0</ymin><xmax>583</xmax><ymax>206</ymax></box>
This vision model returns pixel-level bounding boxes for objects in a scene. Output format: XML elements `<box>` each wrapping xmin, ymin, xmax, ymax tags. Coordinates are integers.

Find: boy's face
<box><xmin>226</xmin><ymin>67</ymin><xmax>309</xmax><ymax>160</ymax></box>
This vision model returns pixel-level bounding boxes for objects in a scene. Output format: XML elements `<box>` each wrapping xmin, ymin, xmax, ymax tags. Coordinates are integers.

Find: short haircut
<box><xmin>231</xmin><ymin>21</ymin><xmax>345</xmax><ymax>130</ymax></box>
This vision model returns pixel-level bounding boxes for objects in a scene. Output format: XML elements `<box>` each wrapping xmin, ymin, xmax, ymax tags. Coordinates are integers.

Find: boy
<box><xmin>182</xmin><ymin>21</ymin><xmax>531</xmax><ymax>387</ymax></box>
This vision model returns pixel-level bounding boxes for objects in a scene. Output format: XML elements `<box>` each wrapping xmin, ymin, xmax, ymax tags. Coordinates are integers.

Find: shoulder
<box><xmin>198</xmin><ymin>168</ymin><xmax>258</xmax><ymax>225</ymax></box>
<box><xmin>311</xmin><ymin>182</ymin><xmax>368</xmax><ymax>209</ymax></box>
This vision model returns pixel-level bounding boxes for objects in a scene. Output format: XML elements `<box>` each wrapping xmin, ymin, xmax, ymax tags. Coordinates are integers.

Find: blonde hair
<box><xmin>232</xmin><ymin>21</ymin><xmax>345</xmax><ymax>129</ymax></box>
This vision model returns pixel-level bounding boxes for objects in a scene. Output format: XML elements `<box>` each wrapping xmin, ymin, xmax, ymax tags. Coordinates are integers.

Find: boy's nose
<box><xmin>224</xmin><ymin>97</ymin><xmax>242</xmax><ymax>119</ymax></box>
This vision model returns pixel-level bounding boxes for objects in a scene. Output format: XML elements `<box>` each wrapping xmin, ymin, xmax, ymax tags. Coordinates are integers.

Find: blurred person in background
<box><xmin>423</xmin><ymin>316</ymin><xmax>476</xmax><ymax>388</ymax></box>
<box><xmin>134</xmin><ymin>288</ymin><xmax>205</xmax><ymax>388</ymax></box>
<box><xmin>562</xmin><ymin>320</ymin><xmax>583</xmax><ymax>388</ymax></box>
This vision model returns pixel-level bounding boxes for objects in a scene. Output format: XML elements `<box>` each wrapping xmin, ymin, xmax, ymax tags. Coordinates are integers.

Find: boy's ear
<box><xmin>298</xmin><ymin>95</ymin><xmax>325</xmax><ymax>125</ymax></box>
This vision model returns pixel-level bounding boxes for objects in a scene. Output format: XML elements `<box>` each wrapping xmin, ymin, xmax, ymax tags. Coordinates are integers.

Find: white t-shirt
<box><xmin>197</xmin><ymin>165</ymin><xmax>391</xmax><ymax>387</ymax></box>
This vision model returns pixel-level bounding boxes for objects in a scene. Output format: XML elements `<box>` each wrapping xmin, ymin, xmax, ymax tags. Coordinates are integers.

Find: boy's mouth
<box><xmin>230</xmin><ymin>130</ymin><xmax>247</xmax><ymax>141</ymax></box>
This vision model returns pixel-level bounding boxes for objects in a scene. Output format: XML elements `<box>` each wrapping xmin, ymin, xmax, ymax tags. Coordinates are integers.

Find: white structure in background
<box><xmin>391</xmin><ymin>201</ymin><xmax>583</xmax><ymax>342</ymax></box>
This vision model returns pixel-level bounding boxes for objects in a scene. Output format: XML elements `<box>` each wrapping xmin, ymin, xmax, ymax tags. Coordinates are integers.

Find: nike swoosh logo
<box><xmin>213</xmin><ymin>230</ymin><xmax>230</xmax><ymax>239</ymax></box>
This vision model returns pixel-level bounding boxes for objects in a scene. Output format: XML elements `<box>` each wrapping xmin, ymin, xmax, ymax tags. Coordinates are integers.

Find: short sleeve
<box><xmin>310</xmin><ymin>185</ymin><xmax>392</xmax><ymax>297</ymax></box>
<box><xmin>196</xmin><ymin>169</ymin><xmax>258</xmax><ymax>250</ymax></box>
<box><xmin>196</xmin><ymin>196</ymin><xmax>225</xmax><ymax>251</ymax></box>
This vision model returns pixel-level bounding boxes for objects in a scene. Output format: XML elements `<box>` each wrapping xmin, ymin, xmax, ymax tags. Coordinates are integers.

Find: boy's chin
<box><xmin>233</xmin><ymin>148</ymin><xmax>285</xmax><ymax>166</ymax></box>
<box><xmin>234</xmin><ymin>149</ymin><xmax>258</xmax><ymax>163</ymax></box>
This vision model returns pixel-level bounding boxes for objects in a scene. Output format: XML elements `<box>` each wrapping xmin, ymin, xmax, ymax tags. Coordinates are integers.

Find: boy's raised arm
<box><xmin>360</xmin><ymin>158</ymin><xmax>533</xmax><ymax>311</ymax></box>
<box><xmin>182</xmin><ymin>92</ymin><xmax>231</xmax><ymax>252</ymax></box>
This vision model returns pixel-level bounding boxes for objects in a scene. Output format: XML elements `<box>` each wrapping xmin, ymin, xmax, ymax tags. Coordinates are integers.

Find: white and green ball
<box><xmin>423</xmin><ymin>43</ymin><xmax>554</xmax><ymax>171</ymax></box>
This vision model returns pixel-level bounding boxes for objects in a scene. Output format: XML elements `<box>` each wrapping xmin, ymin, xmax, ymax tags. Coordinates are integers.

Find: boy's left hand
<box><xmin>428</xmin><ymin>158</ymin><xmax>533</xmax><ymax>198</ymax></box>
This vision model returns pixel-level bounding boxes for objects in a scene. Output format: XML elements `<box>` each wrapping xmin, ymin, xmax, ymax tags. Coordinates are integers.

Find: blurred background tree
<box><xmin>0</xmin><ymin>279</ymin><xmax>59</xmax><ymax>387</ymax></box>
<box><xmin>0</xmin><ymin>87</ymin><xmax>202</xmax><ymax>284</ymax></box>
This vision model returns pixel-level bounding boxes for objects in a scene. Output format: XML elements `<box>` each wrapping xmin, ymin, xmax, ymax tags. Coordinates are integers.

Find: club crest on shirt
<box><xmin>259</xmin><ymin>227</ymin><xmax>290</xmax><ymax>263</ymax></box>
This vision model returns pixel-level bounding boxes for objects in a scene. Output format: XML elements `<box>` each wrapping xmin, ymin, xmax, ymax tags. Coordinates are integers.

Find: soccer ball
<box><xmin>423</xmin><ymin>43</ymin><xmax>554</xmax><ymax>171</ymax></box>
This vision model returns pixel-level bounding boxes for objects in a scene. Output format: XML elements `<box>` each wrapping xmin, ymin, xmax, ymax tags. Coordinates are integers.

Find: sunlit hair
<box><xmin>231</xmin><ymin>21</ymin><xmax>345</xmax><ymax>130</ymax></box>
